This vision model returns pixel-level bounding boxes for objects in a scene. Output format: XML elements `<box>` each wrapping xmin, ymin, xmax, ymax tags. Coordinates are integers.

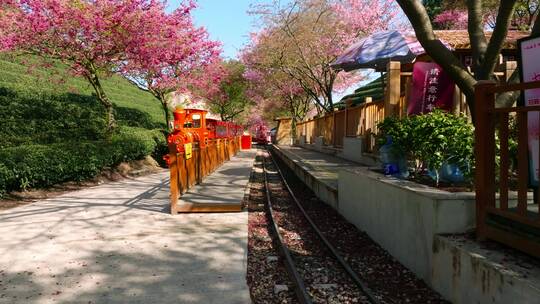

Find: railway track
<box><xmin>261</xmin><ymin>148</ymin><xmax>381</xmax><ymax>304</ymax></box>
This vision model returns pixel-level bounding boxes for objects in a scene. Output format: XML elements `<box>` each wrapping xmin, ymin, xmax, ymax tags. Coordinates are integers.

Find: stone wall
<box><xmin>338</xmin><ymin>168</ymin><xmax>476</xmax><ymax>281</ymax></box>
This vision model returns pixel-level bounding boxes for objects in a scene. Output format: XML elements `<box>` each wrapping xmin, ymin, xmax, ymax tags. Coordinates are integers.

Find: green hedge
<box><xmin>0</xmin><ymin>87</ymin><xmax>163</xmax><ymax>148</ymax></box>
<box><xmin>0</xmin><ymin>127</ymin><xmax>167</xmax><ymax>197</ymax></box>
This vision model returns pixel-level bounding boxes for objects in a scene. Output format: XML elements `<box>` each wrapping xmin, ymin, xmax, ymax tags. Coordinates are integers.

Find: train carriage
<box><xmin>253</xmin><ymin>124</ymin><xmax>270</xmax><ymax>144</ymax></box>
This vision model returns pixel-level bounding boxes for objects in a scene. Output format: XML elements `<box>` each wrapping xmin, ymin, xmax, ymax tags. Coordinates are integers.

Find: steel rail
<box><xmin>267</xmin><ymin>147</ymin><xmax>381</xmax><ymax>304</ymax></box>
<box><xmin>261</xmin><ymin>151</ymin><xmax>313</xmax><ymax>304</ymax></box>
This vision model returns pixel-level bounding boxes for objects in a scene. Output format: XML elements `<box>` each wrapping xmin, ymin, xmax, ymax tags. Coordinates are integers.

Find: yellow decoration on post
<box><xmin>184</xmin><ymin>143</ymin><xmax>192</xmax><ymax>160</ymax></box>
<box><xmin>184</xmin><ymin>143</ymin><xmax>193</xmax><ymax>159</ymax></box>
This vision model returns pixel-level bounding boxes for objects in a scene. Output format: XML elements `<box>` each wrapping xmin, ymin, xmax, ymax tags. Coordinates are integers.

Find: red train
<box><xmin>166</xmin><ymin>108</ymin><xmax>244</xmax><ymax>156</ymax></box>
<box><xmin>253</xmin><ymin>124</ymin><xmax>271</xmax><ymax>144</ymax></box>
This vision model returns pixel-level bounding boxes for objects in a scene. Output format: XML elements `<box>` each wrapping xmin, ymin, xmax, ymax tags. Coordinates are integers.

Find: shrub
<box><xmin>377</xmin><ymin>110</ymin><xmax>475</xmax><ymax>182</ymax></box>
<box><xmin>0</xmin><ymin>127</ymin><xmax>166</xmax><ymax>197</ymax></box>
<box><xmin>0</xmin><ymin>88</ymin><xmax>107</xmax><ymax>148</ymax></box>
<box><xmin>0</xmin><ymin>88</ymin><xmax>168</xmax><ymax>148</ymax></box>
<box><xmin>0</xmin><ymin>55</ymin><xmax>169</xmax><ymax>198</ymax></box>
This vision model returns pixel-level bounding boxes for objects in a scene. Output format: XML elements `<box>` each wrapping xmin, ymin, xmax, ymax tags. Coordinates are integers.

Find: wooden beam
<box><xmin>474</xmin><ymin>80</ymin><xmax>497</xmax><ymax>240</ymax></box>
<box><xmin>384</xmin><ymin>61</ymin><xmax>401</xmax><ymax>117</ymax></box>
<box><xmin>173</xmin><ymin>203</ymin><xmax>243</xmax><ymax>213</ymax></box>
<box><xmin>168</xmin><ymin>144</ymin><xmax>179</xmax><ymax>215</ymax></box>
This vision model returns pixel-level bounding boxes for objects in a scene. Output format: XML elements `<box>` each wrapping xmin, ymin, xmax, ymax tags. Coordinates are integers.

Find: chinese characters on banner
<box><xmin>519</xmin><ymin>36</ymin><xmax>540</xmax><ymax>186</ymax></box>
<box><xmin>407</xmin><ymin>62</ymin><xmax>455</xmax><ymax>115</ymax></box>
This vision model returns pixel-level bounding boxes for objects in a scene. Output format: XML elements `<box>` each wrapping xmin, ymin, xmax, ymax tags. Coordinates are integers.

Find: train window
<box><xmin>217</xmin><ymin>125</ymin><xmax>227</xmax><ymax>137</ymax></box>
<box><xmin>192</xmin><ymin>114</ymin><xmax>201</xmax><ymax>128</ymax></box>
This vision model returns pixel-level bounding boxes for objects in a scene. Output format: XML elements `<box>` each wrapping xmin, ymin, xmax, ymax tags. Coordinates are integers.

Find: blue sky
<box><xmin>169</xmin><ymin>0</ymin><xmax>272</xmax><ymax>59</ymax></box>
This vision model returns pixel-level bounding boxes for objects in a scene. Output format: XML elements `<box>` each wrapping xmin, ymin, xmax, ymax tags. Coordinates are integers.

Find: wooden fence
<box><xmin>475</xmin><ymin>80</ymin><xmax>540</xmax><ymax>258</ymax></box>
<box><xmin>297</xmin><ymin>98</ymin><xmax>386</xmax><ymax>153</ymax></box>
<box><xmin>168</xmin><ymin>136</ymin><xmax>241</xmax><ymax>214</ymax></box>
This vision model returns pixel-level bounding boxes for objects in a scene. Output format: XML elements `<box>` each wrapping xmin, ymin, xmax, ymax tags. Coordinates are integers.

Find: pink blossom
<box><xmin>434</xmin><ymin>10</ymin><xmax>468</xmax><ymax>30</ymax></box>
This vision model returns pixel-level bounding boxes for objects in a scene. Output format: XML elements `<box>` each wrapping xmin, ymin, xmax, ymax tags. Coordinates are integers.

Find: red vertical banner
<box><xmin>407</xmin><ymin>62</ymin><xmax>455</xmax><ymax>115</ymax></box>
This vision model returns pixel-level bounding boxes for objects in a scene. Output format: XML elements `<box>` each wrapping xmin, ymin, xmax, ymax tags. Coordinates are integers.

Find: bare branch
<box><xmin>478</xmin><ymin>0</ymin><xmax>518</xmax><ymax>80</ymax></box>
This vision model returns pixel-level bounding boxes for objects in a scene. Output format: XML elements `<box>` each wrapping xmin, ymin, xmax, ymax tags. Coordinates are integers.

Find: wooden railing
<box><xmin>475</xmin><ymin>80</ymin><xmax>540</xmax><ymax>258</ymax></box>
<box><xmin>297</xmin><ymin>99</ymin><xmax>385</xmax><ymax>152</ymax></box>
<box><xmin>168</xmin><ymin>136</ymin><xmax>241</xmax><ymax>214</ymax></box>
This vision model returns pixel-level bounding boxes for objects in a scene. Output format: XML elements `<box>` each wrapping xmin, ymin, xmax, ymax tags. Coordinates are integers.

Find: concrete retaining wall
<box><xmin>339</xmin><ymin>137</ymin><xmax>364</xmax><ymax>162</ymax></box>
<box><xmin>337</xmin><ymin>137</ymin><xmax>378</xmax><ymax>167</ymax></box>
<box><xmin>338</xmin><ymin>168</ymin><xmax>475</xmax><ymax>282</ymax></box>
<box><xmin>314</xmin><ymin>136</ymin><xmax>324</xmax><ymax>151</ymax></box>
<box><xmin>432</xmin><ymin>236</ymin><xmax>540</xmax><ymax>304</ymax></box>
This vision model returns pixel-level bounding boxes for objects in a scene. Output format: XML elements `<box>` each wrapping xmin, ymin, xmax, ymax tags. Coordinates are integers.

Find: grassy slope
<box><xmin>0</xmin><ymin>54</ymin><xmax>164</xmax><ymax>127</ymax></box>
<box><xmin>0</xmin><ymin>54</ymin><xmax>168</xmax><ymax>194</ymax></box>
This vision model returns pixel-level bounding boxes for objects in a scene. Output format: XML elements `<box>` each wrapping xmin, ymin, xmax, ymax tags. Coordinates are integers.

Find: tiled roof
<box><xmin>434</xmin><ymin>30</ymin><xmax>530</xmax><ymax>50</ymax></box>
<box><xmin>338</xmin><ymin>77</ymin><xmax>384</xmax><ymax>106</ymax></box>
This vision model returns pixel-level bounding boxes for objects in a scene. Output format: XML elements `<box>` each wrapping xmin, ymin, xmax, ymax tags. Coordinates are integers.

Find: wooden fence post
<box><xmin>168</xmin><ymin>144</ymin><xmax>179</xmax><ymax>214</ymax></box>
<box><xmin>402</xmin><ymin>75</ymin><xmax>411</xmax><ymax>117</ymax></box>
<box><xmin>332</xmin><ymin>111</ymin><xmax>336</xmax><ymax>146</ymax></box>
<box><xmin>474</xmin><ymin>80</ymin><xmax>497</xmax><ymax>240</ymax></box>
<box><xmin>197</xmin><ymin>146</ymin><xmax>203</xmax><ymax>184</ymax></box>
<box><xmin>384</xmin><ymin>61</ymin><xmax>401</xmax><ymax>118</ymax></box>
<box><xmin>344</xmin><ymin>107</ymin><xmax>348</xmax><ymax>138</ymax></box>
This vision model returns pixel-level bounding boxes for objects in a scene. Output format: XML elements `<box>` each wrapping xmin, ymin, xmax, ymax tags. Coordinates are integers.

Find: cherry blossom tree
<box><xmin>428</xmin><ymin>0</ymin><xmax>539</xmax><ymax>31</ymax></box>
<box><xmin>0</xmin><ymin>0</ymin><xmax>172</xmax><ymax>135</ymax></box>
<box><xmin>245</xmin><ymin>0</ymin><xmax>398</xmax><ymax>114</ymax></box>
<box><xmin>242</xmin><ymin>45</ymin><xmax>311</xmax><ymax>131</ymax></box>
<box><xmin>191</xmin><ymin>60</ymin><xmax>252</xmax><ymax>123</ymax></box>
<box><xmin>433</xmin><ymin>9</ymin><xmax>468</xmax><ymax>29</ymax></box>
<box><xmin>120</xmin><ymin>1</ymin><xmax>222</xmax><ymax>132</ymax></box>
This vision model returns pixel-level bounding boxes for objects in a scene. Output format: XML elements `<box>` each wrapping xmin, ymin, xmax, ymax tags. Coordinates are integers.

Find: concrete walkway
<box><xmin>0</xmin><ymin>170</ymin><xmax>251</xmax><ymax>303</ymax></box>
<box><xmin>274</xmin><ymin>145</ymin><xmax>364</xmax><ymax>191</ymax></box>
<box><xmin>177</xmin><ymin>150</ymin><xmax>257</xmax><ymax>212</ymax></box>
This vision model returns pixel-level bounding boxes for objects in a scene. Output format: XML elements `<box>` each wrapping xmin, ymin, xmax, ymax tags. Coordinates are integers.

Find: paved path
<box><xmin>0</xmin><ymin>170</ymin><xmax>251</xmax><ymax>303</ymax></box>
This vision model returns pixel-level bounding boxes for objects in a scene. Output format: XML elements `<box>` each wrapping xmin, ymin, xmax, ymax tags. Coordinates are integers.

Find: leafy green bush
<box><xmin>0</xmin><ymin>87</ymin><xmax>166</xmax><ymax>148</ymax></box>
<box><xmin>0</xmin><ymin>88</ymin><xmax>107</xmax><ymax>148</ymax></box>
<box><xmin>378</xmin><ymin>110</ymin><xmax>475</xmax><ymax>182</ymax></box>
<box><xmin>0</xmin><ymin>127</ymin><xmax>166</xmax><ymax>197</ymax></box>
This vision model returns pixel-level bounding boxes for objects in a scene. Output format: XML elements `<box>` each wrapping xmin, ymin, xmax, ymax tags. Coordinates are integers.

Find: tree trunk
<box><xmin>85</xmin><ymin>71</ymin><xmax>115</xmax><ymax>137</ymax></box>
<box><xmin>290</xmin><ymin>116</ymin><xmax>297</xmax><ymax>144</ymax></box>
<box><xmin>476</xmin><ymin>0</ymin><xmax>517</xmax><ymax>80</ymax></box>
<box><xmin>161</xmin><ymin>97</ymin><xmax>171</xmax><ymax>133</ymax></box>
<box><xmin>161</xmin><ymin>99</ymin><xmax>171</xmax><ymax>143</ymax></box>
